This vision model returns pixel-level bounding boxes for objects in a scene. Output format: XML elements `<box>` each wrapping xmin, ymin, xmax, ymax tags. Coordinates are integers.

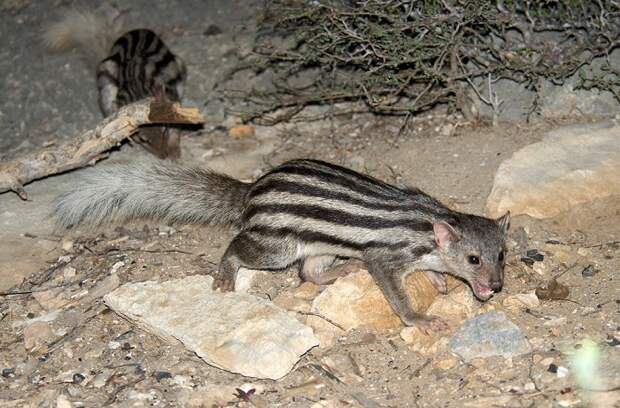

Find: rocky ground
<box><xmin>1</xmin><ymin>1</ymin><xmax>619</xmax><ymax>407</ymax></box>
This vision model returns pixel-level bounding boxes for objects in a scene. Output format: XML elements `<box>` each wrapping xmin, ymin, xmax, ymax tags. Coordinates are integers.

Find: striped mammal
<box><xmin>54</xmin><ymin>159</ymin><xmax>510</xmax><ymax>332</ymax></box>
<box><xmin>45</xmin><ymin>11</ymin><xmax>186</xmax><ymax>159</ymax></box>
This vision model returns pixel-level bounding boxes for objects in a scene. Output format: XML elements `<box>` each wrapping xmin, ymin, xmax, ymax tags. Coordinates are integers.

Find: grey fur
<box><xmin>54</xmin><ymin>160</ymin><xmax>248</xmax><ymax>230</ymax></box>
<box><xmin>54</xmin><ymin>158</ymin><xmax>509</xmax><ymax>331</ymax></box>
<box><xmin>43</xmin><ymin>8</ymin><xmax>118</xmax><ymax>68</ymax></box>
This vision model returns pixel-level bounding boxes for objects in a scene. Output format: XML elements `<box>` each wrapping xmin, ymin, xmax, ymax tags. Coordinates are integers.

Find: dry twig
<box><xmin>231</xmin><ymin>0</ymin><xmax>620</xmax><ymax>124</ymax></box>
<box><xmin>0</xmin><ymin>98</ymin><xmax>203</xmax><ymax>200</ymax></box>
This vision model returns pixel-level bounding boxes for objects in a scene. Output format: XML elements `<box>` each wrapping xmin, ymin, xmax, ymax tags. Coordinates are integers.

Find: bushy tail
<box><xmin>54</xmin><ymin>160</ymin><xmax>250</xmax><ymax>230</ymax></box>
<box><xmin>43</xmin><ymin>8</ymin><xmax>119</xmax><ymax>66</ymax></box>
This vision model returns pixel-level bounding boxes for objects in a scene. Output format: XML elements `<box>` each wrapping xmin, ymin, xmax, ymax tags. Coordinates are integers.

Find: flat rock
<box><xmin>449</xmin><ymin>311</ymin><xmax>531</xmax><ymax>361</ymax></box>
<box><xmin>486</xmin><ymin>122</ymin><xmax>620</xmax><ymax>218</ymax></box>
<box><xmin>104</xmin><ymin>275</ymin><xmax>319</xmax><ymax>380</ymax></box>
<box><xmin>234</xmin><ymin>267</ymin><xmax>269</xmax><ymax>293</ymax></box>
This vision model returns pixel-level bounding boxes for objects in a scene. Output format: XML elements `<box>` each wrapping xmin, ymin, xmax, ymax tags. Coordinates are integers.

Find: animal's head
<box><xmin>433</xmin><ymin>212</ymin><xmax>510</xmax><ymax>301</ymax></box>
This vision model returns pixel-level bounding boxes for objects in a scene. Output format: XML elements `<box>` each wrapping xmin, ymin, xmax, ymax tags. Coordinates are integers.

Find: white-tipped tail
<box><xmin>43</xmin><ymin>9</ymin><xmax>117</xmax><ymax>65</ymax></box>
<box><xmin>53</xmin><ymin>160</ymin><xmax>249</xmax><ymax>230</ymax></box>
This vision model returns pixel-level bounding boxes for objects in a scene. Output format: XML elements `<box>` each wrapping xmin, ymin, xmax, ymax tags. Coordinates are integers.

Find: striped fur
<box><xmin>54</xmin><ymin>158</ymin><xmax>509</xmax><ymax>330</ymax></box>
<box><xmin>44</xmin><ymin>12</ymin><xmax>186</xmax><ymax>159</ymax></box>
<box><xmin>97</xmin><ymin>29</ymin><xmax>186</xmax><ymax>116</ymax></box>
<box><xmin>97</xmin><ymin>29</ymin><xmax>186</xmax><ymax>159</ymax></box>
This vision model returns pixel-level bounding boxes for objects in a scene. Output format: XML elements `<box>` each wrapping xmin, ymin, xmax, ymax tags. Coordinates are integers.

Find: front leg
<box><xmin>423</xmin><ymin>270</ymin><xmax>448</xmax><ymax>294</ymax></box>
<box><xmin>366</xmin><ymin>260</ymin><xmax>448</xmax><ymax>334</ymax></box>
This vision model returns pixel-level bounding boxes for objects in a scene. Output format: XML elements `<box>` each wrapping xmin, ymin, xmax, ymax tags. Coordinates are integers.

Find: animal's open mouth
<box><xmin>472</xmin><ymin>281</ymin><xmax>494</xmax><ymax>300</ymax></box>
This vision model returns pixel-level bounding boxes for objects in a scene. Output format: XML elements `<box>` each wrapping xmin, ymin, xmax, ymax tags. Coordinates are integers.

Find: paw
<box><xmin>404</xmin><ymin>314</ymin><xmax>449</xmax><ymax>335</ymax></box>
<box><xmin>212</xmin><ymin>276</ymin><xmax>235</xmax><ymax>292</ymax></box>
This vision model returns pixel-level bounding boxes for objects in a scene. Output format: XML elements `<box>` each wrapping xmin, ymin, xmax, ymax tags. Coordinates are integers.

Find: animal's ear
<box><xmin>496</xmin><ymin>211</ymin><xmax>511</xmax><ymax>233</ymax></box>
<box><xmin>433</xmin><ymin>222</ymin><xmax>459</xmax><ymax>249</ymax></box>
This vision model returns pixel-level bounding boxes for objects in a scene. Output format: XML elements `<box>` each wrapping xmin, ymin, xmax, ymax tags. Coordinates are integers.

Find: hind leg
<box><xmin>300</xmin><ymin>256</ymin><xmax>337</xmax><ymax>284</ymax></box>
<box><xmin>214</xmin><ymin>231</ymin><xmax>298</xmax><ymax>291</ymax></box>
<box><xmin>301</xmin><ymin>256</ymin><xmax>366</xmax><ymax>285</ymax></box>
<box><xmin>163</xmin><ymin>127</ymin><xmax>181</xmax><ymax>160</ymax></box>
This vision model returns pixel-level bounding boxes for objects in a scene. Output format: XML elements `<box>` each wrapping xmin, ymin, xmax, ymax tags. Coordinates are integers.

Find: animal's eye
<box><xmin>468</xmin><ymin>255</ymin><xmax>480</xmax><ymax>265</ymax></box>
<box><xmin>498</xmin><ymin>251</ymin><xmax>505</xmax><ymax>262</ymax></box>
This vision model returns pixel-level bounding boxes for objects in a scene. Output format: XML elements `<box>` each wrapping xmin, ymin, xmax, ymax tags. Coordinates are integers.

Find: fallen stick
<box><xmin>0</xmin><ymin>98</ymin><xmax>204</xmax><ymax>200</ymax></box>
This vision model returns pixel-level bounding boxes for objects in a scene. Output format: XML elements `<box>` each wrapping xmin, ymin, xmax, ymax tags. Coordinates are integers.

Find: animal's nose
<box><xmin>490</xmin><ymin>280</ymin><xmax>503</xmax><ymax>291</ymax></box>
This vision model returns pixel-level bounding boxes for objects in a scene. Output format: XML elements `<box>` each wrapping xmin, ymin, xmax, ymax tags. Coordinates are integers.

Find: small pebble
<box><xmin>72</xmin><ymin>373</ymin><xmax>86</xmax><ymax>384</ymax></box>
<box><xmin>108</xmin><ymin>340</ymin><xmax>121</xmax><ymax>350</ymax></box>
<box><xmin>556</xmin><ymin>366</ymin><xmax>569</xmax><ymax>378</ymax></box>
<box><xmin>520</xmin><ymin>257</ymin><xmax>535</xmax><ymax>267</ymax></box>
<box><xmin>2</xmin><ymin>368</ymin><xmax>15</xmax><ymax>378</ymax></box>
<box><xmin>110</xmin><ymin>261</ymin><xmax>125</xmax><ymax>274</ymax></box>
<box><xmin>92</xmin><ymin>373</ymin><xmax>108</xmax><ymax>388</ymax></box>
<box><xmin>63</xmin><ymin>266</ymin><xmax>77</xmax><ymax>280</ymax></box>
<box><xmin>547</xmin><ymin>363</ymin><xmax>558</xmax><ymax>373</ymax></box>
<box><xmin>153</xmin><ymin>371</ymin><xmax>173</xmax><ymax>382</ymax></box>
<box><xmin>526</xmin><ymin>249</ymin><xmax>544</xmax><ymax>262</ymax></box>
<box><xmin>61</xmin><ymin>238</ymin><xmax>74</xmax><ymax>252</ymax></box>
<box><xmin>581</xmin><ymin>264</ymin><xmax>598</xmax><ymax>277</ymax></box>
<box><xmin>114</xmin><ymin>330</ymin><xmax>134</xmax><ymax>341</ymax></box>
<box><xmin>606</xmin><ymin>335</ymin><xmax>620</xmax><ymax>347</ymax></box>
<box><xmin>58</xmin><ymin>255</ymin><xmax>72</xmax><ymax>264</ymax></box>
<box><xmin>203</xmin><ymin>24</ymin><xmax>223</xmax><ymax>36</ymax></box>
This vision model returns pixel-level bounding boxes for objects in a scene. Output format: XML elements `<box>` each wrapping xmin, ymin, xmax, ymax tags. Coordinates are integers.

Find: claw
<box><xmin>213</xmin><ymin>276</ymin><xmax>234</xmax><ymax>292</ymax></box>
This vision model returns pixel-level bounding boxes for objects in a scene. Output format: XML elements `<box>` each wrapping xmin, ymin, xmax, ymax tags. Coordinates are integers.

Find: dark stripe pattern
<box><xmin>96</xmin><ymin>29</ymin><xmax>186</xmax><ymax>112</ymax></box>
<box><xmin>95</xmin><ymin>29</ymin><xmax>186</xmax><ymax>158</ymax></box>
<box><xmin>242</xmin><ymin>159</ymin><xmax>451</xmax><ymax>257</ymax></box>
<box><xmin>247</xmin><ymin>226</ymin><xmax>412</xmax><ymax>252</ymax></box>
<box><xmin>244</xmin><ymin>203</ymin><xmax>434</xmax><ymax>232</ymax></box>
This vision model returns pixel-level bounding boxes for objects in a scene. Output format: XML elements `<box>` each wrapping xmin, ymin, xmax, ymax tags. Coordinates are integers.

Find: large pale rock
<box><xmin>104</xmin><ymin>275</ymin><xmax>319</xmax><ymax>380</ymax></box>
<box><xmin>486</xmin><ymin>122</ymin><xmax>620</xmax><ymax>219</ymax></box>
<box><xmin>310</xmin><ymin>268</ymin><xmax>456</xmax><ymax>331</ymax></box>
<box><xmin>234</xmin><ymin>267</ymin><xmax>269</xmax><ymax>293</ymax></box>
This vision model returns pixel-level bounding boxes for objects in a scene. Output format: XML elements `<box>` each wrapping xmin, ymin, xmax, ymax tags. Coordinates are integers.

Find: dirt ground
<box><xmin>1</xmin><ymin>1</ymin><xmax>619</xmax><ymax>407</ymax></box>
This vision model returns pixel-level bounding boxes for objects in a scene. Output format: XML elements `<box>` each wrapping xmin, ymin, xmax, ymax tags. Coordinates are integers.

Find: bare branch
<box><xmin>0</xmin><ymin>98</ymin><xmax>204</xmax><ymax>199</ymax></box>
